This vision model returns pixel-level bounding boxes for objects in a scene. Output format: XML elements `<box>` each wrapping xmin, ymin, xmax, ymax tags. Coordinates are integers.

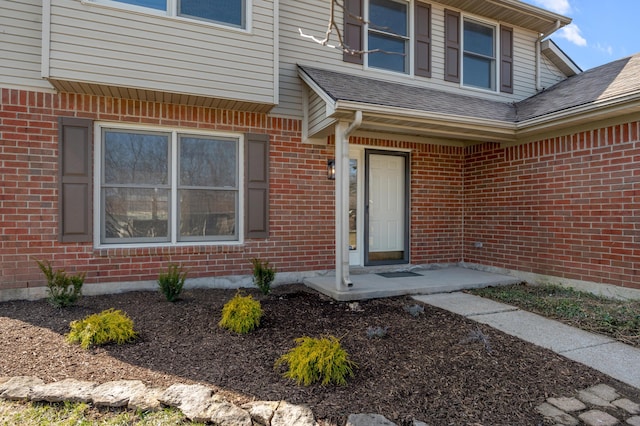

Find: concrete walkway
<box><xmin>414</xmin><ymin>292</ymin><xmax>640</xmax><ymax>391</ymax></box>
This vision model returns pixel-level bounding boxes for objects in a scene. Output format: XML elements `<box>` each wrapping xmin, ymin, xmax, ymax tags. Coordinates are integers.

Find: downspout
<box><xmin>536</xmin><ymin>20</ymin><xmax>561</xmax><ymax>91</ymax></box>
<box><xmin>335</xmin><ymin>111</ymin><xmax>363</xmax><ymax>291</ymax></box>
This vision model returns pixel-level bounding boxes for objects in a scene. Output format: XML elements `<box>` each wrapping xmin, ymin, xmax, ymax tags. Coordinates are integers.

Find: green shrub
<box><xmin>67</xmin><ymin>309</ymin><xmax>138</xmax><ymax>349</ymax></box>
<box><xmin>157</xmin><ymin>264</ymin><xmax>187</xmax><ymax>302</ymax></box>
<box><xmin>251</xmin><ymin>258</ymin><xmax>275</xmax><ymax>295</ymax></box>
<box><xmin>35</xmin><ymin>259</ymin><xmax>84</xmax><ymax>308</ymax></box>
<box><xmin>219</xmin><ymin>293</ymin><xmax>263</xmax><ymax>334</ymax></box>
<box><xmin>275</xmin><ymin>336</ymin><xmax>356</xmax><ymax>386</ymax></box>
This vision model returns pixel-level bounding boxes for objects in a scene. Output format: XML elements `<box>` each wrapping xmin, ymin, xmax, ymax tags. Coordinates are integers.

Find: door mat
<box><xmin>377</xmin><ymin>271</ymin><xmax>422</xmax><ymax>278</ymax></box>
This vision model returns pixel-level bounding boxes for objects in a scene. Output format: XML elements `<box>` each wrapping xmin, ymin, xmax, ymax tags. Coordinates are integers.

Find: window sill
<box><xmin>94</xmin><ymin>242</ymin><xmax>246</xmax><ymax>257</ymax></box>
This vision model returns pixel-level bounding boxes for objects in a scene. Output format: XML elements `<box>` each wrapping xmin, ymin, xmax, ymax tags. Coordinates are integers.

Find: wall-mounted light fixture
<box><xmin>327</xmin><ymin>159</ymin><xmax>336</xmax><ymax>180</ymax></box>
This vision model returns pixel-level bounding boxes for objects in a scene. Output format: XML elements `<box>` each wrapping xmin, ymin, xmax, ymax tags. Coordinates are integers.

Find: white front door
<box><xmin>366</xmin><ymin>150</ymin><xmax>409</xmax><ymax>265</ymax></box>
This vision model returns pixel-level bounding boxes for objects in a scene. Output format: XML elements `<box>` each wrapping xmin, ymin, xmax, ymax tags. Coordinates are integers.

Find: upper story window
<box><xmin>367</xmin><ymin>0</ymin><xmax>409</xmax><ymax>73</ymax></box>
<box><xmin>444</xmin><ymin>9</ymin><xmax>513</xmax><ymax>94</ymax></box>
<box><xmin>343</xmin><ymin>0</ymin><xmax>432</xmax><ymax>78</ymax></box>
<box><xmin>105</xmin><ymin>0</ymin><xmax>245</xmax><ymax>28</ymax></box>
<box><xmin>463</xmin><ymin>19</ymin><xmax>496</xmax><ymax>90</ymax></box>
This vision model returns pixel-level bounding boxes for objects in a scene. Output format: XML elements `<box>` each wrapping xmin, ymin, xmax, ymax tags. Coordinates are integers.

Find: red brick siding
<box><xmin>1</xmin><ymin>88</ymin><xmax>338</xmax><ymax>290</ymax></box>
<box><xmin>348</xmin><ymin>137</ymin><xmax>465</xmax><ymax>265</ymax></box>
<box><xmin>4</xmin><ymin>87</ymin><xmax>637</xmax><ymax>292</ymax></box>
<box><xmin>464</xmin><ymin>123</ymin><xmax>640</xmax><ymax>289</ymax></box>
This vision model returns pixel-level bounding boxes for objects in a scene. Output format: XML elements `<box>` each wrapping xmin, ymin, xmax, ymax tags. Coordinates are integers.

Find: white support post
<box><xmin>334</xmin><ymin>112</ymin><xmax>362</xmax><ymax>291</ymax></box>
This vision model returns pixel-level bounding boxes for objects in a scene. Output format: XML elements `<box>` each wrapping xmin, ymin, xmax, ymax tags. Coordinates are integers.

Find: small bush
<box><xmin>67</xmin><ymin>309</ymin><xmax>138</xmax><ymax>349</ymax></box>
<box><xmin>219</xmin><ymin>293</ymin><xmax>263</xmax><ymax>334</ymax></box>
<box><xmin>275</xmin><ymin>336</ymin><xmax>356</xmax><ymax>386</ymax></box>
<box><xmin>251</xmin><ymin>258</ymin><xmax>275</xmax><ymax>295</ymax></box>
<box><xmin>35</xmin><ymin>259</ymin><xmax>84</xmax><ymax>308</ymax></box>
<box><xmin>403</xmin><ymin>304</ymin><xmax>424</xmax><ymax>317</ymax></box>
<box><xmin>157</xmin><ymin>264</ymin><xmax>187</xmax><ymax>302</ymax></box>
<box><xmin>366</xmin><ymin>326</ymin><xmax>388</xmax><ymax>339</ymax></box>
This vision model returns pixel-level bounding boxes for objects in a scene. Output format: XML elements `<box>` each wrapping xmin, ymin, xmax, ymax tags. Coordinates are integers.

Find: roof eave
<box><xmin>515</xmin><ymin>92</ymin><xmax>640</xmax><ymax>140</ymax></box>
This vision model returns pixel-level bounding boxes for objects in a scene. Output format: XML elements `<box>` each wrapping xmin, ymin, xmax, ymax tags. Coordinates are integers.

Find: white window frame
<box><xmin>460</xmin><ymin>14</ymin><xmax>500</xmax><ymax>92</ymax></box>
<box><xmin>87</xmin><ymin>0</ymin><xmax>252</xmax><ymax>32</ymax></box>
<box><xmin>364</xmin><ymin>0</ymin><xmax>413</xmax><ymax>75</ymax></box>
<box><xmin>93</xmin><ymin>122</ymin><xmax>244</xmax><ymax>249</ymax></box>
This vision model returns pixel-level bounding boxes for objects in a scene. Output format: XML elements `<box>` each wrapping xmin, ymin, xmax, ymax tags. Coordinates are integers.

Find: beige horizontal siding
<box><xmin>0</xmin><ymin>0</ymin><xmax>54</xmax><ymax>91</ymax></box>
<box><xmin>47</xmin><ymin>0</ymin><xmax>275</xmax><ymax>104</ymax></box>
<box><xmin>274</xmin><ymin>0</ymin><xmax>554</xmax><ymax>119</ymax></box>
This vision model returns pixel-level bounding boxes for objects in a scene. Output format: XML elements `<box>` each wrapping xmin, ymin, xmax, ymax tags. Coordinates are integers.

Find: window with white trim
<box><xmin>99</xmin><ymin>127</ymin><xmax>241</xmax><ymax>245</ymax></box>
<box><xmin>463</xmin><ymin>18</ymin><xmax>496</xmax><ymax>90</ymax></box>
<box><xmin>367</xmin><ymin>0</ymin><xmax>409</xmax><ymax>73</ymax></box>
<box><xmin>100</xmin><ymin>0</ymin><xmax>245</xmax><ymax>28</ymax></box>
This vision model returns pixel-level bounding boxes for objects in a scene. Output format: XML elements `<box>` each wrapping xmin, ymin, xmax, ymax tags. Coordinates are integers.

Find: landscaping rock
<box><xmin>29</xmin><ymin>378</ymin><xmax>96</xmax><ymax>403</ymax></box>
<box><xmin>578</xmin><ymin>410</ymin><xmax>619</xmax><ymax>426</ymax></box>
<box><xmin>578</xmin><ymin>390</ymin><xmax>614</xmax><ymax>407</ymax></box>
<box><xmin>584</xmin><ymin>384</ymin><xmax>620</xmax><ymax>402</ymax></box>
<box><xmin>159</xmin><ymin>383</ymin><xmax>214</xmax><ymax>421</ymax></box>
<box><xmin>271</xmin><ymin>401</ymin><xmax>317</xmax><ymax>426</ymax></box>
<box><xmin>535</xmin><ymin>402</ymin><xmax>579</xmax><ymax>426</ymax></box>
<box><xmin>346</xmin><ymin>413</ymin><xmax>398</xmax><ymax>426</ymax></box>
<box><xmin>159</xmin><ymin>383</ymin><xmax>213</xmax><ymax>407</ymax></box>
<box><xmin>207</xmin><ymin>401</ymin><xmax>252</xmax><ymax>426</ymax></box>
<box><xmin>0</xmin><ymin>376</ymin><xmax>44</xmax><ymax>400</ymax></box>
<box><xmin>613</xmin><ymin>398</ymin><xmax>640</xmax><ymax>415</ymax></box>
<box><xmin>411</xmin><ymin>421</ymin><xmax>429</xmax><ymax>426</ymax></box>
<box><xmin>242</xmin><ymin>400</ymin><xmax>280</xmax><ymax>425</ymax></box>
<box><xmin>91</xmin><ymin>380</ymin><xmax>146</xmax><ymax>407</ymax></box>
<box><xmin>547</xmin><ymin>396</ymin><xmax>587</xmax><ymax>412</ymax></box>
<box><xmin>627</xmin><ymin>416</ymin><xmax>640</xmax><ymax>426</ymax></box>
<box><xmin>128</xmin><ymin>386</ymin><xmax>164</xmax><ymax>412</ymax></box>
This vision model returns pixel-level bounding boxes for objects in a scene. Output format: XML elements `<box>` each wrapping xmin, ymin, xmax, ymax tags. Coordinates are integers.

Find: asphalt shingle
<box><xmin>299</xmin><ymin>52</ymin><xmax>640</xmax><ymax>125</ymax></box>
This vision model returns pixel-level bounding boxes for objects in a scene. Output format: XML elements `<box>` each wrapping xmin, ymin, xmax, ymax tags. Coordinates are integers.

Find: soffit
<box><xmin>435</xmin><ymin>0</ymin><xmax>571</xmax><ymax>34</ymax></box>
<box><xmin>48</xmin><ymin>79</ymin><xmax>275</xmax><ymax>114</ymax></box>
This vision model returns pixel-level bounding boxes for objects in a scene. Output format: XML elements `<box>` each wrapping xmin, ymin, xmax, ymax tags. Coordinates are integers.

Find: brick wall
<box><xmin>0</xmin><ymin>88</ymin><xmax>338</xmax><ymax>291</ymax></box>
<box><xmin>464</xmin><ymin>122</ymin><xmax>640</xmax><ymax>290</ymax></box>
<box><xmin>5</xmin><ymin>87</ymin><xmax>635</xmax><ymax>293</ymax></box>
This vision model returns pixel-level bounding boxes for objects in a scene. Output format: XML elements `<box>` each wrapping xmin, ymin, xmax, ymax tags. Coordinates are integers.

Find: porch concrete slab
<box><xmin>562</xmin><ymin>342</ymin><xmax>640</xmax><ymax>389</ymax></box>
<box><xmin>303</xmin><ymin>267</ymin><xmax>519</xmax><ymax>301</ymax></box>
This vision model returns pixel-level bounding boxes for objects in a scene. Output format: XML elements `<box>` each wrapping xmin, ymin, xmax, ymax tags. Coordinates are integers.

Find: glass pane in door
<box><xmin>349</xmin><ymin>159</ymin><xmax>357</xmax><ymax>251</ymax></box>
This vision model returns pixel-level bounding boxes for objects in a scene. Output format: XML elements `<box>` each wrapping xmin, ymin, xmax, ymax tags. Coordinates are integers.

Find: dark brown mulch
<box><xmin>0</xmin><ymin>284</ymin><xmax>637</xmax><ymax>425</ymax></box>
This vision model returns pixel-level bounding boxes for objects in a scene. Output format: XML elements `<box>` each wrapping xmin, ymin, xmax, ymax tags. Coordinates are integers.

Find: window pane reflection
<box><xmin>104</xmin><ymin>188</ymin><xmax>169</xmax><ymax>240</ymax></box>
<box><xmin>179</xmin><ymin>190</ymin><xmax>237</xmax><ymax>239</ymax></box>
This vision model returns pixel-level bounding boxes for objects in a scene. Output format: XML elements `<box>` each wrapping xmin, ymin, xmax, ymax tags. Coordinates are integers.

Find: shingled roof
<box><xmin>299</xmin><ymin>52</ymin><xmax>640</xmax><ymax>127</ymax></box>
<box><xmin>515</xmin><ymin>53</ymin><xmax>640</xmax><ymax>121</ymax></box>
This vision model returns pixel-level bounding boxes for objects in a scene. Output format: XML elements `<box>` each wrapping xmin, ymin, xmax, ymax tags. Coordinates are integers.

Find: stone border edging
<box><xmin>0</xmin><ymin>376</ymin><xmax>427</xmax><ymax>426</ymax></box>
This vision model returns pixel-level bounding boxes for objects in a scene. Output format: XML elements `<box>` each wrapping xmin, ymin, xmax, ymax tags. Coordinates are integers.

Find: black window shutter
<box><xmin>245</xmin><ymin>133</ymin><xmax>270</xmax><ymax>239</ymax></box>
<box><xmin>500</xmin><ymin>25</ymin><xmax>514</xmax><ymax>93</ymax></box>
<box><xmin>58</xmin><ymin>117</ymin><xmax>93</xmax><ymax>243</ymax></box>
<box><xmin>415</xmin><ymin>2</ymin><xmax>431</xmax><ymax>78</ymax></box>
<box><xmin>444</xmin><ymin>9</ymin><xmax>460</xmax><ymax>83</ymax></box>
<box><xmin>343</xmin><ymin>0</ymin><xmax>364</xmax><ymax>64</ymax></box>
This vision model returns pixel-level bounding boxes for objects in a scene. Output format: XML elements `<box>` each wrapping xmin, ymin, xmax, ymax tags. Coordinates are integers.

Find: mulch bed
<box><xmin>1</xmin><ymin>284</ymin><xmax>638</xmax><ymax>425</ymax></box>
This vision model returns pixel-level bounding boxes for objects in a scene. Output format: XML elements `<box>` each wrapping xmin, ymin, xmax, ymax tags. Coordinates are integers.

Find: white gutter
<box><xmin>536</xmin><ymin>20</ymin><xmax>561</xmax><ymax>91</ymax></box>
<box><xmin>335</xmin><ymin>111</ymin><xmax>362</xmax><ymax>291</ymax></box>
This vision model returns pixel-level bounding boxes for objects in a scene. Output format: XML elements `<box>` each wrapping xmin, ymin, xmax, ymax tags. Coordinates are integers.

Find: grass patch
<box><xmin>0</xmin><ymin>399</ymin><xmax>204</xmax><ymax>425</ymax></box>
<box><xmin>469</xmin><ymin>284</ymin><xmax>640</xmax><ymax>347</ymax></box>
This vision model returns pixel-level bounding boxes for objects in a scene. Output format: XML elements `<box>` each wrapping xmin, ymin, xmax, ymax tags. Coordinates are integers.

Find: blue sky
<box><xmin>523</xmin><ymin>0</ymin><xmax>640</xmax><ymax>70</ymax></box>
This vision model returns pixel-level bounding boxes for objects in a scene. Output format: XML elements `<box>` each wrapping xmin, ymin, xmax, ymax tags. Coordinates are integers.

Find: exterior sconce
<box><xmin>327</xmin><ymin>159</ymin><xmax>336</xmax><ymax>180</ymax></box>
